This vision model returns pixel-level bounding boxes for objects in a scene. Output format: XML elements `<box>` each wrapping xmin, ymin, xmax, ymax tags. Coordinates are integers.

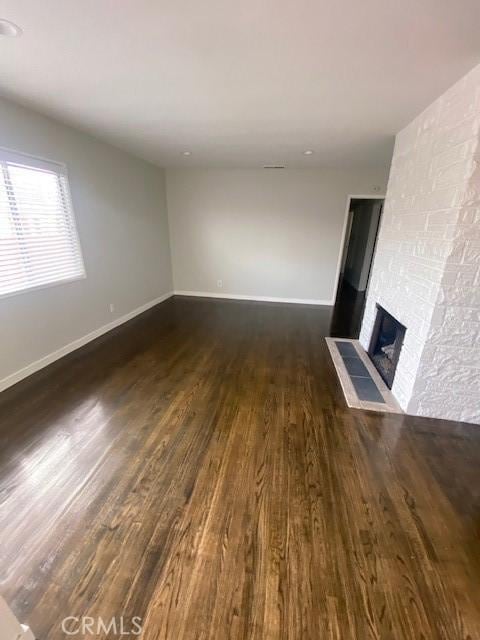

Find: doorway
<box><xmin>330</xmin><ymin>196</ymin><xmax>384</xmax><ymax>338</ymax></box>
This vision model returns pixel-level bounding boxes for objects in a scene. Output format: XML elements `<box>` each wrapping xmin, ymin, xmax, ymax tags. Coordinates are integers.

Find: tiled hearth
<box><xmin>326</xmin><ymin>338</ymin><xmax>402</xmax><ymax>414</ymax></box>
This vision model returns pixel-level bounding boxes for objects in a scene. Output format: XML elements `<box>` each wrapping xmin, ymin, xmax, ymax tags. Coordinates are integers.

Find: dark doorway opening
<box><xmin>330</xmin><ymin>197</ymin><xmax>383</xmax><ymax>338</ymax></box>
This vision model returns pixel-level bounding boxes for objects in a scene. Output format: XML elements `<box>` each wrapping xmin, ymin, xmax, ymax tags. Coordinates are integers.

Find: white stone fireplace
<box><xmin>360</xmin><ymin>64</ymin><xmax>480</xmax><ymax>425</ymax></box>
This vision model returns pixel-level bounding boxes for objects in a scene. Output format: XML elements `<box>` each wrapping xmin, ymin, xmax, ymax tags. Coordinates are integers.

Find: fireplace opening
<box><xmin>368</xmin><ymin>305</ymin><xmax>406</xmax><ymax>388</ymax></box>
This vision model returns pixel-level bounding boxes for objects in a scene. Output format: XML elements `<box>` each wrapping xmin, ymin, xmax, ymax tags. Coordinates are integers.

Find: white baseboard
<box><xmin>174</xmin><ymin>290</ymin><xmax>334</xmax><ymax>306</ymax></box>
<box><xmin>0</xmin><ymin>291</ymin><xmax>174</xmax><ymax>394</ymax></box>
<box><xmin>0</xmin><ymin>289</ymin><xmax>332</xmax><ymax>394</ymax></box>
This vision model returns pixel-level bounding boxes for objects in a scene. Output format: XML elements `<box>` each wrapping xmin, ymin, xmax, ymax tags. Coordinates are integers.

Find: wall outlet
<box><xmin>109</xmin><ymin>303</ymin><xmax>115</xmax><ymax>313</ymax></box>
<box><xmin>217</xmin><ymin>280</ymin><xmax>223</xmax><ymax>288</ymax></box>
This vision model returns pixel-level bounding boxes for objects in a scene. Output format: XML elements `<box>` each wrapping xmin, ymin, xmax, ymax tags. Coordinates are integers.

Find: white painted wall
<box><xmin>0</xmin><ymin>97</ymin><xmax>173</xmax><ymax>388</ymax></box>
<box><xmin>360</xmin><ymin>63</ymin><xmax>480</xmax><ymax>424</ymax></box>
<box><xmin>166</xmin><ymin>169</ymin><xmax>389</xmax><ymax>303</ymax></box>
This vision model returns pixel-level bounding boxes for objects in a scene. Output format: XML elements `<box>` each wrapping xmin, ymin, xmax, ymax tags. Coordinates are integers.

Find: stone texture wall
<box><xmin>360</xmin><ymin>64</ymin><xmax>480</xmax><ymax>424</ymax></box>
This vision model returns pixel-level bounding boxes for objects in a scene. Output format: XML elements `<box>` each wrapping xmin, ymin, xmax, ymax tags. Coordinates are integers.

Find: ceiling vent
<box><xmin>263</xmin><ymin>165</ymin><xmax>285</xmax><ymax>169</ymax></box>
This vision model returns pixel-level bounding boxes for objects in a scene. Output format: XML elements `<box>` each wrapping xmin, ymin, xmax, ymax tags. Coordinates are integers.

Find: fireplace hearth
<box><xmin>368</xmin><ymin>305</ymin><xmax>406</xmax><ymax>388</ymax></box>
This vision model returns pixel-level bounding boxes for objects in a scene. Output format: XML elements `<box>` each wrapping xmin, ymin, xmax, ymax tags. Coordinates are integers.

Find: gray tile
<box><xmin>343</xmin><ymin>357</ymin><xmax>370</xmax><ymax>377</ymax></box>
<box><xmin>335</xmin><ymin>341</ymin><xmax>357</xmax><ymax>358</ymax></box>
<box><xmin>351</xmin><ymin>376</ymin><xmax>385</xmax><ymax>403</ymax></box>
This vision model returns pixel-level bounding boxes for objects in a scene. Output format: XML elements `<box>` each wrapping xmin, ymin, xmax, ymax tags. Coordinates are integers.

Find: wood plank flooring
<box><xmin>0</xmin><ymin>296</ymin><xmax>479</xmax><ymax>639</ymax></box>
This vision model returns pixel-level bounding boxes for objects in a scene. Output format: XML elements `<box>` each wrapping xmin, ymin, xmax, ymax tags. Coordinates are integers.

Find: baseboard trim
<box><xmin>174</xmin><ymin>290</ymin><xmax>334</xmax><ymax>306</ymax></box>
<box><xmin>0</xmin><ymin>291</ymin><xmax>174</xmax><ymax>394</ymax></box>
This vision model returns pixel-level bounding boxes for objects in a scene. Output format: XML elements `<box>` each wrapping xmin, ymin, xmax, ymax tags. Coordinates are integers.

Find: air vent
<box><xmin>263</xmin><ymin>165</ymin><xmax>285</xmax><ymax>169</ymax></box>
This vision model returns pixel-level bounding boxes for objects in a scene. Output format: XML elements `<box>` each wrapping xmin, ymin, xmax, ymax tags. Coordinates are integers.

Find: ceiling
<box><xmin>1</xmin><ymin>1</ymin><xmax>480</xmax><ymax>169</ymax></box>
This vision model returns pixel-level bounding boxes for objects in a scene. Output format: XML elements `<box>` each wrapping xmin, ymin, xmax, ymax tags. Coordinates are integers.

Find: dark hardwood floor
<box><xmin>0</xmin><ymin>296</ymin><xmax>479</xmax><ymax>639</ymax></box>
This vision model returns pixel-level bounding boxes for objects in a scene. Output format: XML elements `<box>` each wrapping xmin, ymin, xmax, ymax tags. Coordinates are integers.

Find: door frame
<box><xmin>331</xmin><ymin>194</ymin><xmax>385</xmax><ymax>304</ymax></box>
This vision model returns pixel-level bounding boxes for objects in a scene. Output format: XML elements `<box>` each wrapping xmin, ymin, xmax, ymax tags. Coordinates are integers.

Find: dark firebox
<box><xmin>368</xmin><ymin>304</ymin><xmax>406</xmax><ymax>388</ymax></box>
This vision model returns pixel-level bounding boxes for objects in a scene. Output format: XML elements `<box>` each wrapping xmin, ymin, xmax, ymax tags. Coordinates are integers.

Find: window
<box><xmin>0</xmin><ymin>148</ymin><xmax>85</xmax><ymax>298</ymax></box>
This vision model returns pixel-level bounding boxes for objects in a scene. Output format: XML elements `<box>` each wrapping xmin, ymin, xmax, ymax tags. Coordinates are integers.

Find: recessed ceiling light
<box><xmin>182</xmin><ymin>151</ymin><xmax>192</xmax><ymax>156</ymax></box>
<box><xmin>0</xmin><ymin>19</ymin><xmax>22</xmax><ymax>37</ymax></box>
<box><xmin>303</xmin><ymin>150</ymin><xmax>314</xmax><ymax>156</ymax></box>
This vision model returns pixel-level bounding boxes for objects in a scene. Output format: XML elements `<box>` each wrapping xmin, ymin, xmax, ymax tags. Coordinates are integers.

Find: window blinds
<box><xmin>0</xmin><ymin>149</ymin><xmax>85</xmax><ymax>298</ymax></box>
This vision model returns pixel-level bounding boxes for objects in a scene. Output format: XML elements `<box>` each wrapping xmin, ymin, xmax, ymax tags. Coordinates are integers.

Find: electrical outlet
<box><xmin>109</xmin><ymin>303</ymin><xmax>115</xmax><ymax>313</ymax></box>
<box><xmin>217</xmin><ymin>280</ymin><xmax>223</xmax><ymax>288</ymax></box>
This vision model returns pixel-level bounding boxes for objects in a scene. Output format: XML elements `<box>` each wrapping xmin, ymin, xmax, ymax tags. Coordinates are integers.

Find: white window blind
<box><xmin>0</xmin><ymin>149</ymin><xmax>85</xmax><ymax>298</ymax></box>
